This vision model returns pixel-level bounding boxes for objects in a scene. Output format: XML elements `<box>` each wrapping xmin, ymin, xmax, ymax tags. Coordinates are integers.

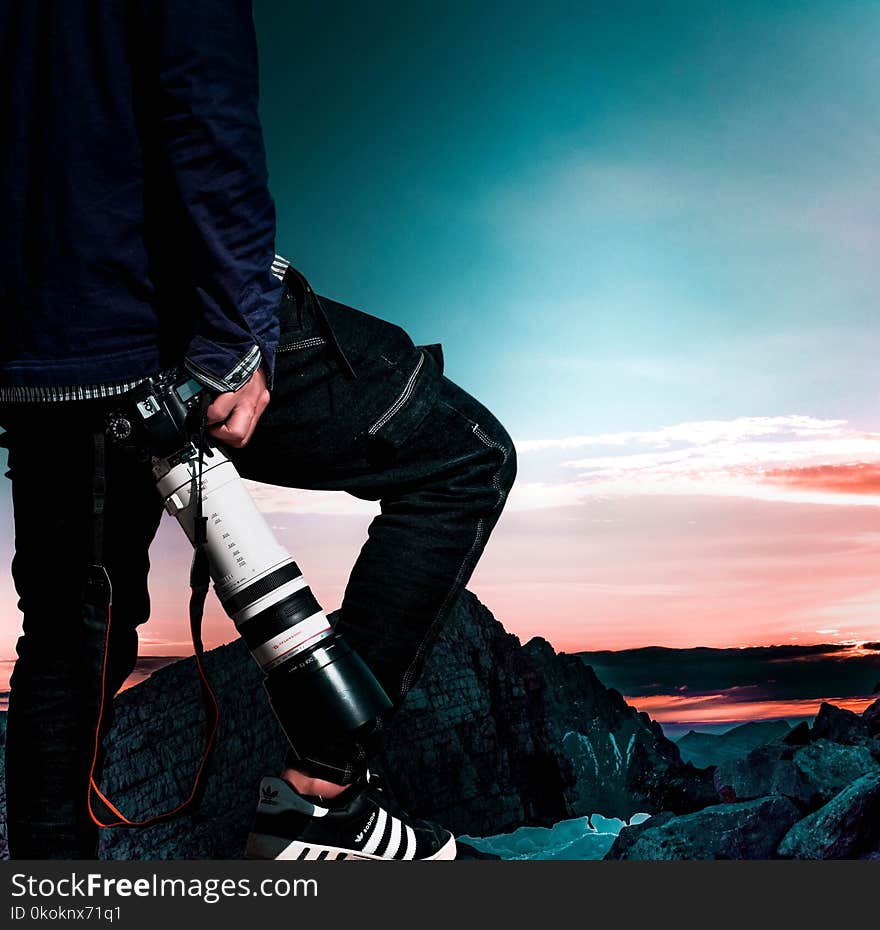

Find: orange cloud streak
<box><xmin>628</xmin><ymin>693</ymin><xmax>876</xmax><ymax>724</ymax></box>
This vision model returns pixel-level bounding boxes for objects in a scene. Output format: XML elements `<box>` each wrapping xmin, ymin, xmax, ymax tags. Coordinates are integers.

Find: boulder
<box><xmin>863</xmin><ymin>697</ymin><xmax>880</xmax><ymax>737</ymax></box>
<box><xmin>714</xmin><ymin>743</ymin><xmax>799</xmax><ymax>802</ymax></box>
<box><xmin>783</xmin><ymin>721</ymin><xmax>811</xmax><ymax>746</ymax></box>
<box><xmin>811</xmin><ymin>702</ymin><xmax>871</xmax><ymax>745</ymax></box>
<box><xmin>604</xmin><ymin>811</ymin><xmax>675</xmax><ymax>860</ymax></box>
<box><xmin>777</xmin><ymin>773</ymin><xmax>880</xmax><ymax>859</ymax></box>
<box><xmin>713</xmin><ymin>738</ymin><xmax>879</xmax><ymax>809</ymax></box>
<box><xmin>790</xmin><ymin>741</ymin><xmax>880</xmax><ymax>808</ymax></box>
<box><xmin>605</xmin><ymin>796</ymin><xmax>800</xmax><ymax>860</ymax></box>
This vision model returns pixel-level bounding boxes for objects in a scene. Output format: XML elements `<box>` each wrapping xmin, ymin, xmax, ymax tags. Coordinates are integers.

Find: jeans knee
<box><xmin>499</xmin><ymin>431</ymin><xmax>517</xmax><ymax>496</ymax></box>
<box><xmin>491</xmin><ymin>435</ymin><xmax>517</xmax><ymax>505</ymax></box>
<box><xmin>474</xmin><ymin>419</ymin><xmax>517</xmax><ymax>503</ymax></box>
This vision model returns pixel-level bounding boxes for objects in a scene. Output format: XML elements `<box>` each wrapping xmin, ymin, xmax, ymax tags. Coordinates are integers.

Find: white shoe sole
<box><xmin>246</xmin><ymin>831</ymin><xmax>458</xmax><ymax>861</ymax></box>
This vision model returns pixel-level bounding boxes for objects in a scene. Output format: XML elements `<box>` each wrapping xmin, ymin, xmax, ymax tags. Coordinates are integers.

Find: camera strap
<box><xmin>86</xmin><ymin>416</ymin><xmax>221</xmax><ymax>829</ymax></box>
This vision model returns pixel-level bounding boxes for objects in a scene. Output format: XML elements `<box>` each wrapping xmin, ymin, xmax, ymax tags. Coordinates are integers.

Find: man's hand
<box><xmin>205</xmin><ymin>365</ymin><xmax>270</xmax><ymax>449</ymax></box>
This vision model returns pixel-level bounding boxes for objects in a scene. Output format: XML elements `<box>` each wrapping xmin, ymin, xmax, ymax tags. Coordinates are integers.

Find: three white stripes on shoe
<box><xmin>276</xmin><ymin>810</ymin><xmax>418</xmax><ymax>861</ymax></box>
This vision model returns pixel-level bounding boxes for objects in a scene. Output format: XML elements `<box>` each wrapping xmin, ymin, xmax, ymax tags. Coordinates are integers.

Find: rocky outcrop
<box><xmin>0</xmin><ymin>590</ymin><xmax>711</xmax><ymax>859</ymax></box>
<box><xmin>380</xmin><ymin>612</ymin><xmax>714</xmax><ymax>839</ymax></box>
<box><xmin>607</xmin><ymin>698</ymin><xmax>880</xmax><ymax>860</ymax></box>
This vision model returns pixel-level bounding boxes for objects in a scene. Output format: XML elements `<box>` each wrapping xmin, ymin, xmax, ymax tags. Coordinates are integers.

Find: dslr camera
<box><xmin>107</xmin><ymin>367</ymin><xmax>391</xmax><ymax>761</ymax></box>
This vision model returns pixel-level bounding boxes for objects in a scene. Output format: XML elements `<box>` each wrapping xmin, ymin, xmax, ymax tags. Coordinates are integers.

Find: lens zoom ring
<box><xmin>238</xmin><ymin>588</ymin><xmax>324</xmax><ymax>649</ymax></box>
<box><xmin>221</xmin><ymin>561</ymin><xmax>302</xmax><ymax>616</ymax></box>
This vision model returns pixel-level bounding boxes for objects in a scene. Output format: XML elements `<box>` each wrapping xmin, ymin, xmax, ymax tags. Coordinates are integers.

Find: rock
<box><xmin>676</xmin><ymin>720</ymin><xmax>791</xmax><ymax>769</ymax></box>
<box><xmin>777</xmin><ymin>773</ymin><xmax>880</xmax><ymax>859</ymax></box>
<box><xmin>783</xmin><ymin>722</ymin><xmax>811</xmax><ymax>746</ymax></box>
<box><xmin>713</xmin><ymin>738</ymin><xmax>879</xmax><ymax>808</ymax></box>
<box><xmin>714</xmin><ymin>743</ymin><xmax>798</xmax><ymax>802</ymax></box>
<box><xmin>605</xmin><ymin>796</ymin><xmax>800</xmax><ymax>860</ymax></box>
<box><xmin>811</xmin><ymin>702</ymin><xmax>871</xmax><ymax>745</ymax></box>
<box><xmin>0</xmin><ymin>590</ymin><xmax>714</xmax><ymax>860</ymax></box>
<box><xmin>863</xmin><ymin>697</ymin><xmax>880</xmax><ymax>736</ymax></box>
<box><xmin>604</xmin><ymin>812</ymin><xmax>675</xmax><ymax>860</ymax></box>
<box><xmin>791</xmin><ymin>741</ymin><xmax>880</xmax><ymax>808</ymax></box>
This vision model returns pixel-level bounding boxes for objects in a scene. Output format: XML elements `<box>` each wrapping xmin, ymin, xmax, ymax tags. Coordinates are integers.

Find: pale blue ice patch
<box><xmin>458</xmin><ymin>812</ymin><xmax>651</xmax><ymax>860</ymax></box>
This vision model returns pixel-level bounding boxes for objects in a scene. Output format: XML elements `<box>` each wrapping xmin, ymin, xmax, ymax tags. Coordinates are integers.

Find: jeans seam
<box><xmin>397</xmin><ymin>415</ymin><xmax>512</xmax><ymax>697</ymax></box>
<box><xmin>367</xmin><ymin>349</ymin><xmax>426</xmax><ymax>435</ymax></box>
<box><xmin>473</xmin><ymin>423</ymin><xmax>510</xmax><ymax>508</ymax></box>
<box><xmin>276</xmin><ymin>335</ymin><xmax>326</xmax><ymax>353</ymax></box>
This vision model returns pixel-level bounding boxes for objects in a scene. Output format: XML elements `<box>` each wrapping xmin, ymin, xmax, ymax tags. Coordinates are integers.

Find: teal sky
<box><xmin>5</xmin><ymin>1</ymin><xmax>880</xmax><ymax>696</ymax></box>
<box><xmin>256</xmin><ymin>0</ymin><xmax>880</xmax><ymax>439</ymax></box>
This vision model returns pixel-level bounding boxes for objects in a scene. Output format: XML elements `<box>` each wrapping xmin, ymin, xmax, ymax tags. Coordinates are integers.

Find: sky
<box><xmin>3</xmin><ymin>1</ymin><xmax>880</xmax><ymax>704</ymax></box>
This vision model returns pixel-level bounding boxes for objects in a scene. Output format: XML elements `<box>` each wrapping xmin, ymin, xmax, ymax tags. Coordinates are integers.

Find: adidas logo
<box><xmin>354</xmin><ymin>812</ymin><xmax>376</xmax><ymax>844</ymax></box>
<box><xmin>261</xmin><ymin>784</ymin><xmax>280</xmax><ymax>806</ymax></box>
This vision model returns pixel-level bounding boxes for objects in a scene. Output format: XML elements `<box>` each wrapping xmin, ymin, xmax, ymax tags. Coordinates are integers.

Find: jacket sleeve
<box><xmin>153</xmin><ymin>0</ymin><xmax>281</xmax><ymax>392</ymax></box>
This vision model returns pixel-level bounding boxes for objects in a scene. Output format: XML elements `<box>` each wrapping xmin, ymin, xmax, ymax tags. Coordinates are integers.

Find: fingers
<box><xmin>205</xmin><ymin>392</ymin><xmax>238</xmax><ymax>429</ymax></box>
<box><xmin>205</xmin><ymin>366</ymin><xmax>271</xmax><ymax>449</ymax></box>
<box><xmin>208</xmin><ymin>402</ymin><xmax>257</xmax><ymax>448</ymax></box>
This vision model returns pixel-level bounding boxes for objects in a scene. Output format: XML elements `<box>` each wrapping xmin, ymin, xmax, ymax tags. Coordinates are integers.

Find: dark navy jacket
<box><xmin>0</xmin><ymin>0</ymin><xmax>282</xmax><ymax>395</ymax></box>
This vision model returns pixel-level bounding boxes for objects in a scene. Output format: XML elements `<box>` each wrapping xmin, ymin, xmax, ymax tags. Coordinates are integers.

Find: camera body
<box><xmin>107</xmin><ymin>368</ymin><xmax>391</xmax><ymax>758</ymax></box>
<box><xmin>107</xmin><ymin>367</ymin><xmax>205</xmax><ymax>460</ymax></box>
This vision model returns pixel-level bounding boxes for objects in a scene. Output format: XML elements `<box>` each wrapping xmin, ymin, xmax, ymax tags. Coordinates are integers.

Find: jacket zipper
<box><xmin>276</xmin><ymin>335</ymin><xmax>326</xmax><ymax>354</ymax></box>
<box><xmin>367</xmin><ymin>349</ymin><xmax>425</xmax><ymax>435</ymax></box>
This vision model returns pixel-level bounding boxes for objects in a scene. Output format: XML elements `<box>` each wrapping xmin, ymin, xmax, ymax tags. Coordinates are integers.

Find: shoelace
<box><xmin>362</xmin><ymin>771</ymin><xmax>414</xmax><ymax>823</ymax></box>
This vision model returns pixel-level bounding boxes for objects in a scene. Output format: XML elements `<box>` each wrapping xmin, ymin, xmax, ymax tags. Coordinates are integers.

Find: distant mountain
<box><xmin>577</xmin><ymin>644</ymin><xmax>880</xmax><ymax>704</ymax></box>
<box><xmin>676</xmin><ymin>720</ymin><xmax>791</xmax><ymax>769</ymax></box>
<box><xmin>0</xmin><ymin>590</ymin><xmax>713</xmax><ymax>860</ymax></box>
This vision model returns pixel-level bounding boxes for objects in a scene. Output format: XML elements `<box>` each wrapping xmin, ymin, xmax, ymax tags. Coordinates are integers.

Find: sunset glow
<box><xmin>628</xmin><ymin>694</ymin><xmax>876</xmax><ymax>725</ymax></box>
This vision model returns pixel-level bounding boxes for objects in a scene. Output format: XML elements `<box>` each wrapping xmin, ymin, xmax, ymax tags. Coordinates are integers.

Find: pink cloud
<box><xmin>761</xmin><ymin>462</ymin><xmax>880</xmax><ymax>495</ymax></box>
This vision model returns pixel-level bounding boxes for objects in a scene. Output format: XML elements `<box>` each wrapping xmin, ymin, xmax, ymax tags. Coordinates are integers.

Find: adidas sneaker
<box><xmin>245</xmin><ymin>772</ymin><xmax>457</xmax><ymax>860</ymax></box>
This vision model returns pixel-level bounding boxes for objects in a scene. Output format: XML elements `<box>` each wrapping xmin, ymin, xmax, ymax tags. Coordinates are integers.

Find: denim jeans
<box><xmin>0</xmin><ymin>277</ymin><xmax>517</xmax><ymax>858</ymax></box>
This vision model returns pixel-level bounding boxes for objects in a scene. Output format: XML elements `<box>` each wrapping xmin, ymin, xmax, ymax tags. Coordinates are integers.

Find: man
<box><xmin>0</xmin><ymin>0</ymin><xmax>516</xmax><ymax>860</ymax></box>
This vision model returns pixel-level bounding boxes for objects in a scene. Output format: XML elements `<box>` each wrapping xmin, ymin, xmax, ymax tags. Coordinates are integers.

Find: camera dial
<box><xmin>107</xmin><ymin>414</ymin><xmax>133</xmax><ymax>441</ymax></box>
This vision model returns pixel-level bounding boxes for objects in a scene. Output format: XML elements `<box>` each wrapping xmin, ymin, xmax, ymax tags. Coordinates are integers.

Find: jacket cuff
<box><xmin>184</xmin><ymin>342</ymin><xmax>265</xmax><ymax>394</ymax></box>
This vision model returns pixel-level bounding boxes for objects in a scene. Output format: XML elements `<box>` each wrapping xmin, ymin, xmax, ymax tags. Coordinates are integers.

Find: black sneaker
<box><xmin>245</xmin><ymin>772</ymin><xmax>457</xmax><ymax>860</ymax></box>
